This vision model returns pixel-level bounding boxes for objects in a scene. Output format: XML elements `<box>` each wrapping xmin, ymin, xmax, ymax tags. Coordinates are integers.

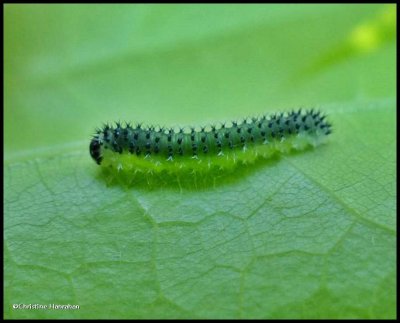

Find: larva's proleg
<box><xmin>90</xmin><ymin>109</ymin><xmax>331</xmax><ymax>175</ymax></box>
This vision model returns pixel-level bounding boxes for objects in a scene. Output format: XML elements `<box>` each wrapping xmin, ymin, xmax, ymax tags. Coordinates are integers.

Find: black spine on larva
<box><xmin>90</xmin><ymin>110</ymin><xmax>331</xmax><ymax>164</ymax></box>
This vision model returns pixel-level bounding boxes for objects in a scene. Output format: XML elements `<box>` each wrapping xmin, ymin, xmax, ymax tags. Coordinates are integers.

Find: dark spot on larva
<box><xmin>192</xmin><ymin>143</ymin><xmax>198</xmax><ymax>154</ymax></box>
<box><xmin>103</xmin><ymin>131</ymin><xmax>109</xmax><ymax>141</ymax></box>
<box><xmin>123</xmin><ymin>128</ymin><xmax>129</xmax><ymax>140</ymax></box>
<box><xmin>192</xmin><ymin>143</ymin><xmax>198</xmax><ymax>155</ymax></box>
<box><xmin>112</xmin><ymin>141</ymin><xmax>119</xmax><ymax>152</ymax></box>
<box><xmin>129</xmin><ymin>142</ymin><xmax>135</xmax><ymax>153</ymax></box>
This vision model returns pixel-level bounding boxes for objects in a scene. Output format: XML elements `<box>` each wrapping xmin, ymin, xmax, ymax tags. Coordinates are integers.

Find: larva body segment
<box><xmin>90</xmin><ymin>109</ymin><xmax>331</xmax><ymax>174</ymax></box>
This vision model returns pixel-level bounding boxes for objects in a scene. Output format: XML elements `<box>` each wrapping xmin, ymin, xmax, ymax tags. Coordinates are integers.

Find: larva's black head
<box><xmin>90</xmin><ymin>138</ymin><xmax>102</xmax><ymax>165</ymax></box>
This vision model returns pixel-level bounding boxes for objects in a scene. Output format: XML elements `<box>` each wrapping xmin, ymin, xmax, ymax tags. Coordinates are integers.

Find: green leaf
<box><xmin>5</xmin><ymin>4</ymin><xmax>396</xmax><ymax>319</ymax></box>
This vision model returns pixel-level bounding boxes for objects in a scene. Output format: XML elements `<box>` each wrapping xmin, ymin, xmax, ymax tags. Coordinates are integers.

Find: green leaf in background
<box><xmin>4</xmin><ymin>4</ymin><xmax>396</xmax><ymax>319</ymax></box>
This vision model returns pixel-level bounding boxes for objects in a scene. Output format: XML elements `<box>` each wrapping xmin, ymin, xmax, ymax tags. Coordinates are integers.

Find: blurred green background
<box><xmin>4</xmin><ymin>4</ymin><xmax>396</xmax><ymax>319</ymax></box>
